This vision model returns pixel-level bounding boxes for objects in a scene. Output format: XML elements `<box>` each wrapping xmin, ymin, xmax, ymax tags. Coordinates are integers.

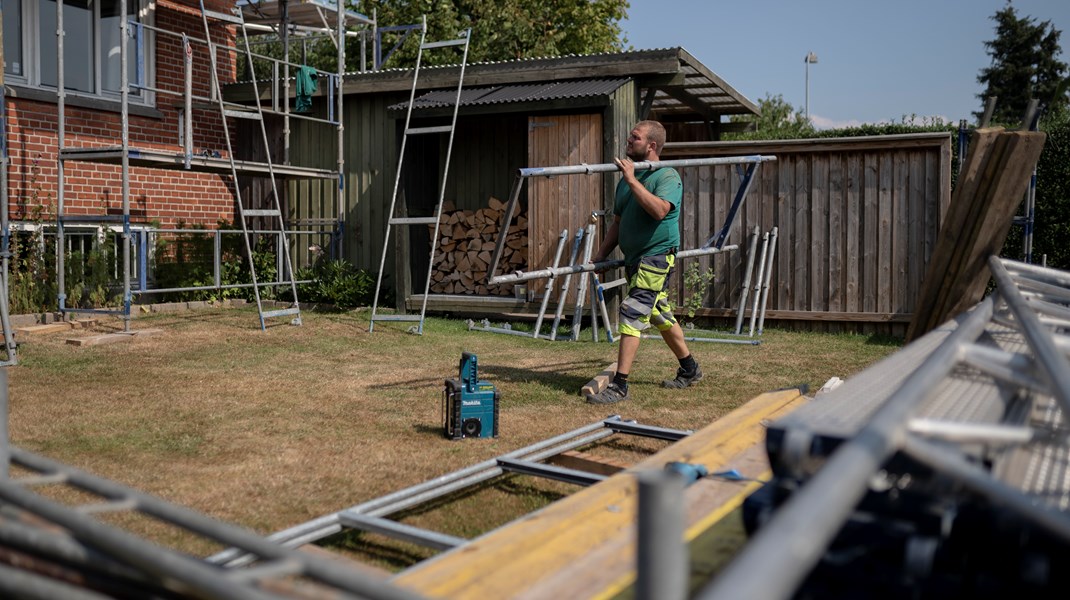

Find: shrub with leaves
<box><xmin>291</xmin><ymin>258</ymin><xmax>377</xmax><ymax>309</ymax></box>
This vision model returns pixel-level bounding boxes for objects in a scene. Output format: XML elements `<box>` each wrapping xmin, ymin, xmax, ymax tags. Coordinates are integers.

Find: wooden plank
<box><xmin>696</xmin><ymin>165</ymin><xmax>713</xmax><ymax>308</ymax></box>
<box><xmin>905</xmin><ymin>128</ymin><xmax>1002</xmax><ymax>341</ymax></box>
<box><xmin>877</xmin><ymin>152</ymin><xmax>893</xmax><ymax>315</ymax></box>
<box><xmin>394</xmin><ymin>388</ymin><xmax>808</xmax><ymax>599</ymax></box>
<box><xmin>810</xmin><ymin>153</ymin><xmax>829</xmax><ymax>331</ymax></box>
<box><xmin>845</xmin><ymin>154</ymin><xmax>861</xmax><ymax>313</ymax></box>
<box><xmin>907</xmin><ymin>151</ymin><xmax>925</xmax><ymax>312</ymax></box>
<box><xmin>580</xmin><ymin>361</ymin><xmax>617</xmax><ymax>397</ymax></box>
<box><xmin>16</xmin><ymin>322</ymin><xmax>75</xmax><ymax>335</ymax></box>
<box><xmin>65</xmin><ymin>329</ymin><xmax>164</xmax><ymax>347</ymax></box>
<box><xmin>892</xmin><ymin>151</ymin><xmax>910</xmax><ymax>314</ymax></box>
<box><xmin>545</xmin><ymin>451</ymin><xmax>629</xmax><ymax>477</ymax></box>
<box><xmin>711</xmin><ymin>165</ymin><xmax>728</xmax><ymax>308</ymax></box>
<box><xmin>776</xmin><ymin>157</ymin><xmax>794</xmax><ymax>312</ymax></box>
<box><xmin>828</xmin><ymin>155</ymin><xmax>845</xmax><ymax>317</ymax></box>
<box><xmin>695</xmin><ymin>308</ymin><xmax>912</xmax><ymax>323</ymax></box>
<box><xmin>526</xmin><ymin>442</ymin><xmax>772</xmax><ymax>600</ymax></box>
<box><xmin>862</xmin><ymin>153</ymin><xmax>878</xmax><ymax>314</ymax></box>
<box><xmin>925</xmin><ymin>133</ymin><xmax>1012</xmax><ymax>330</ymax></box>
<box><xmin>663</xmin><ymin>132</ymin><xmax>953</xmax><ymax>158</ymax></box>
<box><xmin>793</xmin><ymin>156</ymin><xmax>811</xmax><ymax>328</ymax></box>
<box><xmin>945</xmin><ymin>131</ymin><xmax>1047</xmax><ymax>317</ymax></box>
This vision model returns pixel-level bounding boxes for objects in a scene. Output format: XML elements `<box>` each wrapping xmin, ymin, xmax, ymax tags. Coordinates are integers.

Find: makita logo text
<box><xmin>462</xmin><ymin>400</ymin><xmax>481</xmax><ymax>406</ymax></box>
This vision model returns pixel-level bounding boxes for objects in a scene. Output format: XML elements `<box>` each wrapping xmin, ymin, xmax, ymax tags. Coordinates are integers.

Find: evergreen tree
<box><xmin>976</xmin><ymin>2</ymin><xmax>1068</xmax><ymax>125</ymax></box>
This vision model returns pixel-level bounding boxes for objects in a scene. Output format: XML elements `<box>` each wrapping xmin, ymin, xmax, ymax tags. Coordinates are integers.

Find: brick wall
<box><xmin>6</xmin><ymin>0</ymin><xmax>245</xmax><ymax>228</ymax></box>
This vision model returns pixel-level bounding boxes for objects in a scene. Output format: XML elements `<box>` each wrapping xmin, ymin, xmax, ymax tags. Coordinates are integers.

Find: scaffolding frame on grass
<box><xmin>209</xmin><ymin>415</ymin><xmax>692</xmax><ymax>567</ymax></box>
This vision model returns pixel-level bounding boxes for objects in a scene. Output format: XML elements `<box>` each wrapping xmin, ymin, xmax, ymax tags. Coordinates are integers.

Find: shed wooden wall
<box><xmin>662</xmin><ymin>133</ymin><xmax>953</xmax><ymax>334</ymax></box>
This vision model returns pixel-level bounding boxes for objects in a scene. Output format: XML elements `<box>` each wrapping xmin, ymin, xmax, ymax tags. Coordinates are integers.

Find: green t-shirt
<box><xmin>613</xmin><ymin>167</ymin><xmax>683</xmax><ymax>265</ymax></box>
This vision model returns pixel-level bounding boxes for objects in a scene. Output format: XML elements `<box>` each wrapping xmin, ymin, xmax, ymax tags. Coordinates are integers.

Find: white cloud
<box><xmin>809</xmin><ymin>114</ymin><xmax>952</xmax><ymax>131</ymax></box>
<box><xmin>809</xmin><ymin>115</ymin><xmax>871</xmax><ymax>130</ymax></box>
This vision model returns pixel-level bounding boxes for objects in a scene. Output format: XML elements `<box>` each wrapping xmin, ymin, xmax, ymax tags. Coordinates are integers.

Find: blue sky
<box><xmin>622</xmin><ymin>0</ymin><xmax>1070</xmax><ymax>129</ymax></box>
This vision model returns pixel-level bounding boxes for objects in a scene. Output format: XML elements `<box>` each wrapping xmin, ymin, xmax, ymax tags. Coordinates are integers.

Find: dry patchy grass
<box><xmin>7</xmin><ymin>306</ymin><xmax>899</xmax><ymax>566</ymax></box>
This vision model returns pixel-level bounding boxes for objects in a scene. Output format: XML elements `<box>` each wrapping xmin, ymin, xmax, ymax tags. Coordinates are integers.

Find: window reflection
<box><xmin>2</xmin><ymin>0</ymin><xmax>22</xmax><ymax>76</ymax></box>
<box><xmin>40</xmin><ymin>0</ymin><xmax>95</xmax><ymax>93</ymax></box>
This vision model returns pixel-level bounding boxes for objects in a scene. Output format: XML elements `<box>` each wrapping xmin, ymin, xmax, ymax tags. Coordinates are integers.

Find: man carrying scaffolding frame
<box><xmin>585</xmin><ymin>121</ymin><xmax>700</xmax><ymax>404</ymax></box>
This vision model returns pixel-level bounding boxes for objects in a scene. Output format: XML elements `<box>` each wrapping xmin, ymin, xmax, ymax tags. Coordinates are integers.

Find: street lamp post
<box><xmin>805</xmin><ymin>51</ymin><xmax>818</xmax><ymax>121</ymax></box>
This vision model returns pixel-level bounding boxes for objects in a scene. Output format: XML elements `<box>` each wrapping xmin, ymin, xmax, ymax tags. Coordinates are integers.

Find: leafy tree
<box><xmin>269</xmin><ymin>0</ymin><xmax>629</xmax><ymax>74</ymax></box>
<box><xmin>725</xmin><ymin>93</ymin><xmax>815</xmax><ymax>140</ymax></box>
<box><xmin>976</xmin><ymin>2</ymin><xmax>1068</xmax><ymax>125</ymax></box>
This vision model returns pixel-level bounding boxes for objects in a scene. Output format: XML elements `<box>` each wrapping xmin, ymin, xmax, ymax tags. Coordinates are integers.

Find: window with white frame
<box><xmin>2</xmin><ymin>0</ymin><xmax>153</xmax><ymax>104</ymax></box>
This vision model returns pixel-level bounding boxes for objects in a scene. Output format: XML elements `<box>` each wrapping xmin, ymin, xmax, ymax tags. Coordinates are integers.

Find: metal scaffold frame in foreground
<box><xmin>701</xmin><ymin>256</ymin><xmax>1070</xmax><ymax>599</ymax></box>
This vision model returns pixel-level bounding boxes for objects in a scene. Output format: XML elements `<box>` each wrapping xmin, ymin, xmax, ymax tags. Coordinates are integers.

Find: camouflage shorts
<box><xmin>618</xmin><ymin>254</ymin><xmax>678</xmax><ymax>337</ymax></box>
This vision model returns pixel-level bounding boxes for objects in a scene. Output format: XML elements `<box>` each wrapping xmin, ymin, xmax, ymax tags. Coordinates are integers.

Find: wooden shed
<box><xmin>273</xmin><ymin>48</ymin><xmax>760</xmax><ymax>308</ymax></box>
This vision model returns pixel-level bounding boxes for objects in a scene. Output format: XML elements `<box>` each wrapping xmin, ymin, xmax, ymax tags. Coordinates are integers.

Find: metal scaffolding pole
<box><xmin>487</xmin><ymin>155</ymin><xmax>775</xmax><ymax>284</ymax></box>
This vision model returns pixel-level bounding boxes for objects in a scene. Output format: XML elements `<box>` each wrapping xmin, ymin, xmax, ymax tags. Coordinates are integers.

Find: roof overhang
<box><xmin>359</xmin><ymin>48</ymin><xmax>759</xmax><ymax>122</ymax></box>
<box><xmin>226</xmin><ymin>47</ymin><xmax>760</xmax><ymax>122</ymax></box>
<box><xmin>386</xmin><ymin>78</ymin><xmax>630</xmax><ymax>118</ymax></box>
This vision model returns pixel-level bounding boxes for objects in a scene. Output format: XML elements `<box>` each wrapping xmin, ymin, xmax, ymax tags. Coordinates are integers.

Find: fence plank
<box><xmin>845</xmin><ymin>154</ymin><xmax>861</xmax><ymax>313</ymax></box>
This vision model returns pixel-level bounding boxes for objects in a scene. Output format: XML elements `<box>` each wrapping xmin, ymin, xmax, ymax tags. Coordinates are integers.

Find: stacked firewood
<box><xmin>429</xmin><ymin>197</ymin><xmax>528</xmax><ymax>295</ymax></box>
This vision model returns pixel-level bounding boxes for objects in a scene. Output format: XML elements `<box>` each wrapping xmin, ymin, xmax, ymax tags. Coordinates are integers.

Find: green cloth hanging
<box><xmin>295</xmin><ymin>66</ymin><xmax>317</xmax><ymax>113</ymax></box>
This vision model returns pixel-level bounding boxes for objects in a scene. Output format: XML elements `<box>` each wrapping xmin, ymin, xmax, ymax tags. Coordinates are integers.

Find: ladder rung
<box><xmin>242</xmin><ymin>210</ymin><xmax>281</xmax><ymax>217</ymax></box>
<box><xmin>223</xmin><ymin>109</ymin><xmax>262</xmax><ymax>121</ymax></box>
<box><xmin>422</xmin><ymin>38</ymin><xmax>468</xmax><ymax>49</ymax></box>
<box><xmin>406</xmin><ymin>125</ymin><xmax>453</xmax><ymax>136</ymax></box>
<box><xmin>261</xmin><ymin>308</ymin><xmax>301</xmax><ymax>319</ymax></box>
<box><xmin>389</xmin><ymin>217</ymin><xmax>438</xmax><ymax>225</ymax></box>
<box><xmin>76</xmin><ymin>498</ymin><xmax>139</xmax><ymax>514</ymax></box>
<box><xmin>203</xmin><ymin>8</ymin><xmax>243</xmax><ymax>24</ymax></box>
<box><xmin>370</xmin><ymin>315</ymin><xmax>421</xmax><ymax>322</ymax></box>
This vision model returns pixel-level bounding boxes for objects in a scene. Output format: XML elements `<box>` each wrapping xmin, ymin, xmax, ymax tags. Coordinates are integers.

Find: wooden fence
<box><xmin>662</xmin><ymin>133</ymin><xmax>952</xmax><ymax>335</ymax></box>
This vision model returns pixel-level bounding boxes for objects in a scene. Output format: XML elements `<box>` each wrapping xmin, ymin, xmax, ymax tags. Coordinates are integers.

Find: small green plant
<box><xmin>290</xmin><ymin>258</ymin><xmax>377</xmax><ymax>308</ymax></box>
<box><xmin>9</xmin><ymin>155</ymin><xmax>58</xmax><ymax>314</ymax></box>
<box><xmin>676</xmin><ymin>262</ymin><xmax>714</xmax><ymax>320</ymax></box>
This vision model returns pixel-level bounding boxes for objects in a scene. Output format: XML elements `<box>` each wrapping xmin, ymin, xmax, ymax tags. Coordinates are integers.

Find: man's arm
<box><xmin>614</xmin><ymin>157</ymin><xmax>671</xmax><ymax>220</ymax></box>
<box><xmin>592</xmin><ymin>215</ymin><xmax>621</xmax><ymax>264</ymax></box>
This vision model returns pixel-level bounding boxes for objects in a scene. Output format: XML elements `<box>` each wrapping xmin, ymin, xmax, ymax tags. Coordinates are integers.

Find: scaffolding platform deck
<box><xmin>58</xmin><ymin>147</ymin><xmax>338</xmax><ymax>180</ymax></box>
<box><xmin>238</xmin><ymin>0</ymin><xmax>373</xmax><ymax>29</ymax></box>
<box><xmin>60</xmin><ymin>146</ymin><xmax>335</xmax><ymax>178</ymax></box>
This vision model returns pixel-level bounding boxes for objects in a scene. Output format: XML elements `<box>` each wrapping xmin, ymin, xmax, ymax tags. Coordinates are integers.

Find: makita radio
<box><xmin>443</xmin><ymin>352</ymin><xmax>499</xmax><ymax>439</ymax></box>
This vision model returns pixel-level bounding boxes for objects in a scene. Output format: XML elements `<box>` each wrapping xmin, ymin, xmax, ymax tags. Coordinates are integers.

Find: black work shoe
<box><xmin>662</xmin><ymin>365</ymin><xmax>703</xmax><ymax>389</ymax></box>
<box><xmin>586</xmin><ymin>382</ymin><xmax>630</xmax><ymax>404</ymax></box>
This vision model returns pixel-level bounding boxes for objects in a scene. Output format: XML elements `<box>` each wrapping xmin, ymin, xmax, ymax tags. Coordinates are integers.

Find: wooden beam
<box><xmin>663</xmin><ymin>132</ymin><xmax>953</xmax><ymax>156</ymax></box>
<box><xmin>695</xmin><ymin>308</ymin><xmax>913</xmax><ymax>323</ymax></box>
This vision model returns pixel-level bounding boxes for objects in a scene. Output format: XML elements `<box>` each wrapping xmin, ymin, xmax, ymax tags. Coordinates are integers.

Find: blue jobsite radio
<box><xmin>443</xmin><ymin>352</ymin><xmax>499</xmax><ymax>440</ymax></box>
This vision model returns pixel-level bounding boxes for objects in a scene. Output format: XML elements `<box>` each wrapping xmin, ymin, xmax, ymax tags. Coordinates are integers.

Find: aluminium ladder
<box><xmin>369</xmin><ymin>18</ymin><xmax>471</xmax><ymax>334</ymax></box>
<box><xmin>199</xmin><ymin>1</ymin><xmax>303</xmax><ymax>330</ymax></box>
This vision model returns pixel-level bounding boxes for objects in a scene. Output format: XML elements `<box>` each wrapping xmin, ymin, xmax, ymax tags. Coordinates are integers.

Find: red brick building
<box><xmin>3</xmin><ymin>0</ymin><xmax>239</xmax><ymax>228</ymax></box>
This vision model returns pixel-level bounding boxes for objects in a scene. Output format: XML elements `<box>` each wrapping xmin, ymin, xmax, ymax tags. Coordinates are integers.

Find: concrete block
<box><xmin>66</xmin><ymin>328</ymin><xmax>163</xmax><ymax>347</ymax></box>
<box><xmin>152</xmin><ymin>302</ymin><xmax>186</xmax><ymax>313</ymax></box>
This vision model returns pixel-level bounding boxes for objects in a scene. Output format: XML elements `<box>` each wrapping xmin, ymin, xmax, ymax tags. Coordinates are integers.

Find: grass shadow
<box><xmin>480</xmin><ymin>359</ymin><xmax>607</xmax><ymax>395</ymax></box>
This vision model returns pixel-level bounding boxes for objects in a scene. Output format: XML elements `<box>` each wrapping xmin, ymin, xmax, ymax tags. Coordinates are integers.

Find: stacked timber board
<box><xmin>429</xmin><ymin>197</ymin><xmax>528</xmax><ymax>296</ymax></box>
<box><xmin>907</xmin><ymin>127</ymin><xmax>1046</xmax><ymax>341</ymax></box>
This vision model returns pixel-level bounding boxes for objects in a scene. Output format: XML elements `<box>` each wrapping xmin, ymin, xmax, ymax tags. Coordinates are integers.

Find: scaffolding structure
<box><xmin>702</xmin><ymin>256</ymin><xmax>1070</xmax><ymax>598</ymax></box>
<box><xmin>53</xmin><ymin>0</ymin><xmax>369</xmax><ymax>330</ymax></box>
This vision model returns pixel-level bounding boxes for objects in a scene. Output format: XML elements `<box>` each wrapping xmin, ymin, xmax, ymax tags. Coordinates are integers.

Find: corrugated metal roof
<box><xmin>388</xmin><ymin>78</ymin><xmax>629</xmax><ymax>111</ymax></box>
